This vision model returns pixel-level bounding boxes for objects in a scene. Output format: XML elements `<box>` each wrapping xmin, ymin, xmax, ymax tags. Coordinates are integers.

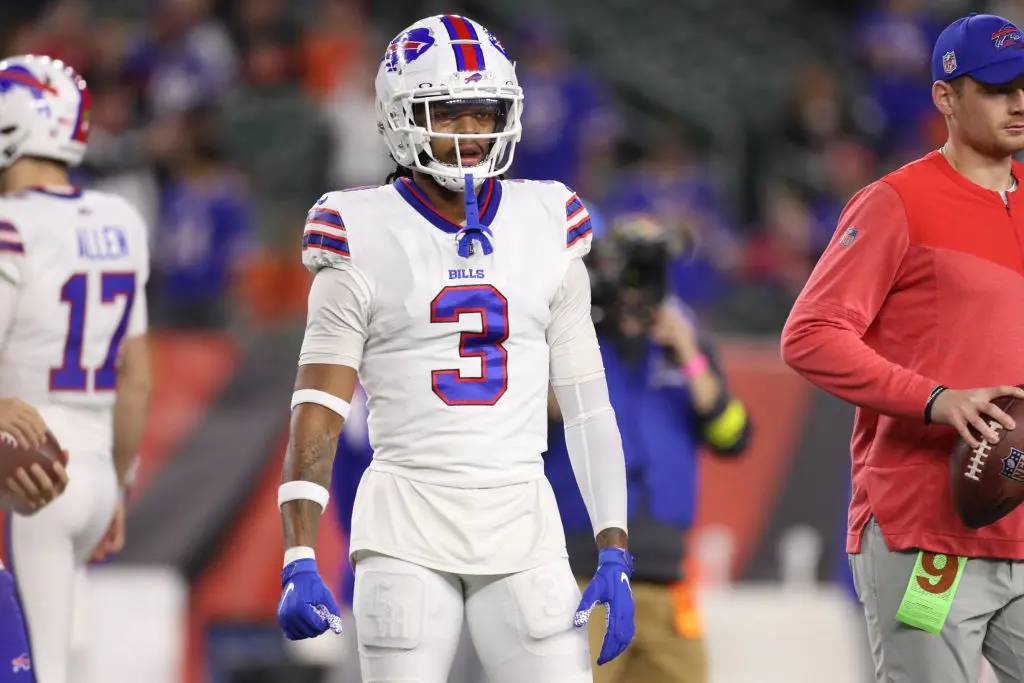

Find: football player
<box><xmin>276</xmin><ymin>15</ymin><xmax>634</xmax><ymax>683</ymax></box>
<box><xmin>0</xmin><ymin>55</ymin><xmax>151</xmax><ymax>683</ymax></box>
<box><xmin>0</xmin><ymin>396</ymin><xmax>68</xmax><ymax>683</ymax></box>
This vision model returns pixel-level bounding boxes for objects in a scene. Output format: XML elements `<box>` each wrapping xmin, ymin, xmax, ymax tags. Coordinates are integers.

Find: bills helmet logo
<box><xmin>383</xmin><ymin>27</ymin><xmax>436</xmax><ymax>73</ymax></box>
<box><xmin>942</xmin><ymin>50</ymin><xmax>957</xmax><ymax>75</ymax></box>
<box><xmin>0</xmin><ymin>65</ymin><xmax>56</xmax><ymax>119</ymax></box>
<box><xmin>486</xmin><ymin>29</ymin><xmax>510</xmax><ymax>60</ymax></box>
<box><xmin>992</xmin><ymin>23</ymin><xmax>1024</xmax><ymax>50</ymax></box>
<box><xmin>464</xmin><ymin>72</ymin><xmax>483</xmax><ymax>83</ymax></box>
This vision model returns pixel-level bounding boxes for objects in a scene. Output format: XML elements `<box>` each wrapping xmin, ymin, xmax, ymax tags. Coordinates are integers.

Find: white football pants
<box><xmin>352</xmin><ymin>552</ymin><xmax>593</xmax><ymax>683</ymax></box>
<box><xmin>3</xmin><ymin>453</ymin><xmax>117</xmax><ymax>683</ymax></box>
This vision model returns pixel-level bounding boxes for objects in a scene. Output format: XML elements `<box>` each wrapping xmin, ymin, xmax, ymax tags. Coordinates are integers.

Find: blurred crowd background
<box><xmin>0</xmin><ymin>0</ymin><xmax>1009</xmax><ymax>682</ymax></box>
<box><xmin>2</xmin><ymin>0</ymin><xmax>1009</xmax><ymax>336</ymax></box>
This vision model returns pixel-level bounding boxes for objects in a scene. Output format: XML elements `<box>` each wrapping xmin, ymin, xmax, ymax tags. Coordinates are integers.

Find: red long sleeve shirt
<box><xmin>782</xmin><ymin>150</ymin><xmax>1024</xmax><ymax>558</ymax></box>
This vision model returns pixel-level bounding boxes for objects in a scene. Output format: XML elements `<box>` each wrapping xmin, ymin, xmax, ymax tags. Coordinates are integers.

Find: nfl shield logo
<box><xmin>1002</xmin><ymin>447</ymin><xmax>1024</xmax><ymax>483</ymax></box>
<box><xmin>943</xmin><ymin>50</ymin><xmax>957</xmax><ymax>74</ymax></box>
<box><xmin>839</xmin><ymin>227</ymin><xmax>858</xmax><ymax>248</ymax></box>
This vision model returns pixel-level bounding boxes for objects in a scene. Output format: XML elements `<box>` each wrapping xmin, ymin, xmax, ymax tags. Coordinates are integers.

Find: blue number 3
<box><xmin>50</xmin><ymin>272</ymin><xmax>137</xmax><ymax>392</ymax></box>
<box><xmin>430</xmin><ymin>285</ymin><xmax>509</xmax><ymax>406</ymax></box>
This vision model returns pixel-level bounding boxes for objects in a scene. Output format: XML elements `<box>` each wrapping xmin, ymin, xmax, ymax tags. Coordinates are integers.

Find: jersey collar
<box><xmin>23</xmin><ymin>185</ymin><xmax>83</xmax><ymax>199</ymax></box>
<box><xmin>393</xmin><ymin>176</ymin><xmax>502</xmax><ymax>234</ymax></box>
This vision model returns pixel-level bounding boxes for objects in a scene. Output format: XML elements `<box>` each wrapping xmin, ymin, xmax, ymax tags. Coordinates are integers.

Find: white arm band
<box><xmin>291</xmin><ymin>389</ymin><xmax>351</xmax><ymax>420</ymax></box>
<box><xmin>278</xmin><ymin>480</ymin><xmax>330</xmax><ymax>513</ymax></box>
<box><xmin>283</xmin><ymin>545</ymin><xmax>316</xmax><ymax>567</ymax></box>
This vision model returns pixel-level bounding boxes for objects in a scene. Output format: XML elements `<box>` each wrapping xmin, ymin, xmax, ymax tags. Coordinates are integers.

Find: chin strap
<box><xmin>456</xmin><ymin>173</ymin><xmax>494</xmax><ymax>258</ymax></box>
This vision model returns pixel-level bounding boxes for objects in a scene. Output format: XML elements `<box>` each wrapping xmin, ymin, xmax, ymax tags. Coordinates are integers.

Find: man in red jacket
<box><xmin>782</xmin><ymin>13</ymin><xmax>1024</xmax><ymax>683</ymax></box>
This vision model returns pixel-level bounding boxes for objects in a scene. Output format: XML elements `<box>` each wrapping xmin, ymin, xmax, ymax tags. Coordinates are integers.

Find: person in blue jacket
<box><xmin>544</xmin><ymin>213</ymin><xmax>751</xmax><ymax>683</ymax></box>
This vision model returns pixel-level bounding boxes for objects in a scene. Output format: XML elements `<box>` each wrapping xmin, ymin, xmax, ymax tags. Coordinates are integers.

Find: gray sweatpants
<box><xmin>850</xmin><ymin>517</ymin><xmax>1024</xmax><ymax>683</ymax></box>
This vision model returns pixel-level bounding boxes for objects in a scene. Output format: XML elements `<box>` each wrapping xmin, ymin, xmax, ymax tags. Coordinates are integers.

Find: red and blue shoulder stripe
<box><xmin>303</xmin><ymin>205</ymin><xmax>349</xmax><ymax>257</ymax></box>
<box><xmin>565</xmin><ymin>193</ymin><xmax>592</xmax><ymax>248</ymax></box>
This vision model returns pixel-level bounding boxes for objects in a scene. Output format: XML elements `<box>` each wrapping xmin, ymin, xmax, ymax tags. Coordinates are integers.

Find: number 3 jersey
<box><xmin>299</xmin><ymin>177</ymin><xmax>596</xmax><ymax>574</ymax></box>
<box><xmin>0</xmin><ymin>187</ymin><xmax>150</xmax><ymax>459</ymax></box>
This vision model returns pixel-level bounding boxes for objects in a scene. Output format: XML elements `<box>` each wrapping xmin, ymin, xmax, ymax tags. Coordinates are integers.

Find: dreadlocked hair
<box><xmin>385</xmin><ymin>164</ymin><xmax>414</xmax><ymax>184</ymax></box>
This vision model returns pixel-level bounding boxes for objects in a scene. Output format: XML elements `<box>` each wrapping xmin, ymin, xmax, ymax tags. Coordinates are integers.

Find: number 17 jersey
<box><xmin>0</xmin><ymin>187</ymin><xmax>149</xmax><ymax>458</ymax></box>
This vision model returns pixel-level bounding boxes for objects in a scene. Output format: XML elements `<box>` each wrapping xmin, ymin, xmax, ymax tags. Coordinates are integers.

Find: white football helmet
<box><xmin>0</xmin><ymin>54</ymin><xmax>92</xmax><ymax>171</ymax></box>
<box><xmin>375</xmin><ymin>15</ymin><xmax>523</xmax><ymax>192</ymax></box>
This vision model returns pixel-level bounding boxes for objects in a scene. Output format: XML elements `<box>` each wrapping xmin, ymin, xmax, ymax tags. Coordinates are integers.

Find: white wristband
<box><xmin>278</xmin><ymin>481</ymin><xmax>330</xmax><ymax>513</ymax></box>
<box><xmin>284</xmin><ymin>546</ymin><xmax>316</xmax><ymax>567</ymax></box>
<box><xmin>291</xmin><ymin>389</ymin><xmax>351</xmax><ymax>420</ymax></box>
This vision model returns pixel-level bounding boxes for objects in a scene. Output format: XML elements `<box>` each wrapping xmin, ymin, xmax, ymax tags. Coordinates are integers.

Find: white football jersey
<box><xmin>299</xmin><ymin>177</ymin><xmax>595</xmax><ymax>573</ymax></box>
<box><xmin>0</xmin><ymin>186</ymin><xmax>150</xmax><ymax>459</ymax></box>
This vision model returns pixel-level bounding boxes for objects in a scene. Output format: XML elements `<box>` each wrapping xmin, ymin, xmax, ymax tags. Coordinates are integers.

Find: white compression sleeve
<box><xmin>548</xmin><ymin>258</ymin><xmax>628</xmax><ymax>536</ymax></box>
<box><xmin>553</xmin><ymin>378</ymin><xmax>629</xmax><ymax>537</ymax></box>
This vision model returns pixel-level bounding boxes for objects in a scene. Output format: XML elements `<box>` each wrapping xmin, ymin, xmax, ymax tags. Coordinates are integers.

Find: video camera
<box><xmin>590</xmin><ymin>214</ymin><xmax>672</xmax><ymax>335</ymax></box>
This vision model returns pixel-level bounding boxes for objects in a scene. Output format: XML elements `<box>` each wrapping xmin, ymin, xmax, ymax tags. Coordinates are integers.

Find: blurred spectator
<box><xmin>79</xmin><ymin>75</ymin><xmax>161</xmax><ymax>236</ymax></box>
<box><xmin>783</xmin><ymin>62</ymin><xmax>861</xmax><ymax>150</ymax></box>
<box><xmin>510</xmin><ymin>19</ymin><xmax>618</xmax><ymax>198</ymax></box>
<box><xmin>808</xmin><ymin>138</ymin><xmax>878</xmax><ymax>250</ymax></box>
<box><xmin>744</xmin><ymin>184</ymin><xmax>818</xmax><ymax>299</ymax></box>
<box><xmin>221</xmin><ymin>38</ymin><xmax>330</xmax><ymax>248</ymax></box>
<box><xmin>322</xmin><ymin>38</ymin><xmax>393</xmax><ymax>189</ymax></box>
<box><xmin>773</xmin><ymin>62</ymin><xmax>880</xmax><ymax>194</ymax></box>
<box><xmin>299</xmin><ymin>0</ymin><xmax>367</xmax><ymax>103</ymax></box>
<box><xmin>22</xmin><ymin>0</ymin><xmax>94</xmax><ymax>73</ymax></box>
<box><xmin>0</xmin><ymin>1</ymin><xmax>44</xmax><ymax>50</ymax></box>
<box><xmin>607</xmin><ymin>129</ymin><xmax>740</xmax><ymax>312</ymax></box>
<box><xmin>230</xmin><ymin>0</ymin><xmax>301</xmax><ymax>85</ymax></box>
<box><xmin>127</xmin><ymin>0</ymin><xmax>239</xmax><ymax>118</ymax></box>
<box><xmin>989</xmin><ymin>0</ymin><xmax>1024</xmax><ymax>26</ymax></box>
<box><xmin>715</xmin><ymin>184</ymin><xmax>820</xmax><ymax>334</ymax></box>
<box><xmin>853</xmin><ymin>0</ymin><xmax>942</xmax><ymax>153</ymax></box>
<box><xmin>150</xmin><ymin>105</ymin><xmax>254</xmax><ymax>329</ymax></box>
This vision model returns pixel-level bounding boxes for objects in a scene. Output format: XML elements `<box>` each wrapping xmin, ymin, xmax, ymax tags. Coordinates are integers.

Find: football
<box><xmin>0</xmin><ymin>430</ymin><xmax>66</xmax><ymax>499</ymax></box>
<box><xmin>950</xmin><ymin>393</ymin><xmax>1024</xmax><ymax>528</ymax></box>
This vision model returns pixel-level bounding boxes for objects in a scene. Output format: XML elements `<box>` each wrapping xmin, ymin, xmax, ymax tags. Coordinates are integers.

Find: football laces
<box><xmin>965</xmin><ymin>420</ymin><xmax>1004</xmax><ymax>481</ymax></box>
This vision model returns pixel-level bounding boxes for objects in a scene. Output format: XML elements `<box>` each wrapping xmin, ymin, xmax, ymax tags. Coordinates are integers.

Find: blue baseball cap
<box><xmin>932</xmin><ymin>13</ymin><xmax>1024</xmax><ymax>84</ymax></box>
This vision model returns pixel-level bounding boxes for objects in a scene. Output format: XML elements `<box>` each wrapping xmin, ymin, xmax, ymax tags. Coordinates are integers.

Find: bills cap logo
<box><xmin>992</xmin><ymin>23</ymin><xmax>1024</xmax><ymax>50</ymax></box>
<box><xmin>11</xmin><ymin>653</ymin><xmax>31</xmax><ymax>673</ymax></box>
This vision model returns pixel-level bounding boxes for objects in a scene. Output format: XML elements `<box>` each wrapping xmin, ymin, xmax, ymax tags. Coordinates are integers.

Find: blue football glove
<box><xmin>277</xmin><ymin>558</ymin><xmax>343</xmax><ymax>640</ymax></box>
<box><xmin>574</xmin><ymin>547</ymin><xmax>635</xmax><ymax>665</ymax></box>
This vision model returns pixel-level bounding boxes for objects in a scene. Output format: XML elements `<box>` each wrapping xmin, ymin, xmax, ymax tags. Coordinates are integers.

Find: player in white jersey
<box><xmin>0</xmin><ymin>55</ymin><xmax>151</xmax><ymax>683</ymax></box>
<box><xmin>0</xmin><ymin>397</ymin><xmax>67</xmax><ymax>683</ymax></box>
<box><xmin>276</xmin><ymin>15</ymin><xmax>635</xmax><ymax>683</ymax></box>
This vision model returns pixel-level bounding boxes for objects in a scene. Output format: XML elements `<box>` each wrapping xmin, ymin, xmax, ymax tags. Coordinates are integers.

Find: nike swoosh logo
<box><xmin>279</xmin><ymin>582</ymin><xmax>295</xmax><ymax>610</ymax></box>
<box><xmin>620</xmin><ymin>573</ymin><xmax>632</xmax><ymax>595</ymax></box>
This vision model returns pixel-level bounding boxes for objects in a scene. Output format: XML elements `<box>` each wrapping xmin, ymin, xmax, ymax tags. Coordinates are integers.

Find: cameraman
<box><xmin>544</xmin><ymin>214</ymin><xmax>751</xmax><ymax>683</ymax></box>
